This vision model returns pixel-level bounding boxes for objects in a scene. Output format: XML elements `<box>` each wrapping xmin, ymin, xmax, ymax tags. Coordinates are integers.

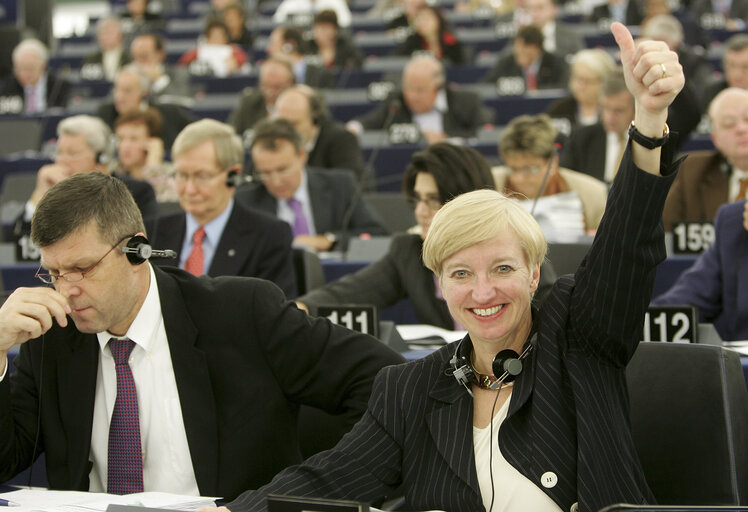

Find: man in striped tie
<box><xmin>0</xmin><ymin>172</ymin><xmax>405</xmax><ymax>500</ymax></box>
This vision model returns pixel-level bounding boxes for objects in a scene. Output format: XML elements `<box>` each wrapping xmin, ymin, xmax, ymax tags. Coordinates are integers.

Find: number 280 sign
<box><xmin>641</xmin><ymin>305</ymin><xmax>698</xmax><ymax>344</ymax></box>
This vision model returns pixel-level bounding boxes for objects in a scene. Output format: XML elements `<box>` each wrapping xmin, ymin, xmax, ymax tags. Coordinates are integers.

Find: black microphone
<box><xmin>338</xmin><ymin>97</ymin><xmax>404</xmax><ymax>253</ymax></box>
<box><xmin>530</xmin><ymin>141</ymin><xmax>561</xmax><ymax>217</ymax></box>
<box><xmin>122</xmin><ymin>243</ymin><xmax>177</xmax><ymax>260</ymax></box>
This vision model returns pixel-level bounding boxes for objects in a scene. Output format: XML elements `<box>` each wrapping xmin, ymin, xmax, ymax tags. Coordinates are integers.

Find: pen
<box><xmin>0</xmin><ymin>499</ymin><xmax>19</xmax><ymax>506</ymax></box>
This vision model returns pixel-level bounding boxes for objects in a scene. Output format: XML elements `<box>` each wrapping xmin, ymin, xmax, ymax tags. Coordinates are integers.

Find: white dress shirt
<box><xmin>89</xmin><ymin>263</ymin><xmax>199</xmax><ymax>494</ymax></box>
<box><xmin>412</xmin><ymin>89</ymin><xmax>448</xmax><ymax>135</ymax></box>
<box><xmin>604</xmin><ymin>131</ymin><xmax>627</xmax><ymax>183</ymax></box>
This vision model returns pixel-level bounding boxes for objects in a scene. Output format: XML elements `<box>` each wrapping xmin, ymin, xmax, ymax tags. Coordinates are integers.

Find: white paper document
<box><xmin>0</xmin><ymin>489</ymin><xmax>218</xmax><ymax>512</ymax></box>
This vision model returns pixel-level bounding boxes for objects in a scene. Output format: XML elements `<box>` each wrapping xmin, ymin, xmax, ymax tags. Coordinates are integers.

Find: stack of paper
<box><xmin>0</xmin><ymin>489</ymin><xmax>218</xmax><ymax>512</ymax></box>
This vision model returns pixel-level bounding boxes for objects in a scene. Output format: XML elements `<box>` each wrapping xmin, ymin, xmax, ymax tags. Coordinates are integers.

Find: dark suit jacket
<box><xmin>662</xmin><ymin>150</ymin><xmax>729</xmax><ymax>231</ymax></box>
<box><xmin>308</xmin><ymin>118</ymin><xmax>366</xmax><ymax>182</ymax></box>
<box><xmin>147</xmin><ymin>200</ymin><xmax>298</xmax><ymax>298</ymax></box>
<box><xmin>355</xmin><ymin>87</ymin><xmax>492</xmax><ymax>138</ymax></box>
<box><xmin>553</xmin><ymin>23</ymin><xmax>585</xmax><ymax>60</ymax></box>
<box><xmin>96</xmin><ymin>102</ymin><xmax>195</xmax><ymax>151</ymax></box>
<box><xmin>690</xmin><ymin>0</ymin><xmax>748</xmax><ymax>22</ymax></box>
<box><xmin>228</xmin><ymin>88</ymin><xmax>267</xmax><ymax>137</ymax></box>
<box><xmin>481</xmin><ymin>49</ymin><xmax>569</xmax><ymax>90</ymax></box>
<box><xmin>560</xmin><ymin>122</ymin><xmax>608</xmax><ymax>182</ymax></box>
<box><xmin>654</xmin><ymin>200</ymin><xmax>748</xmax><ymax>341</ymax></box>
<box><xmin>299</xmin><ymin>233</ymin><xmax>558</xmax><ymax>329</ymax></box>
<box><xmin>82</xmin><ymin>50</ymin><xmax>132</xmax><ymax>80</ymax></box>
<box><xmin>0</xmin><ymin>266</ymin><xmax>406</xmax><ymax>499</ymax></box>
<box><xmin>307</xmin><ymin>34</ymin><xmax>364</xmax><ymax>69</ymax></box>
<box><xmin>228</xmin><ymin>146</ymin><xmax>680</xmax><ymax>512</ymax></box>
<box><xmin>236</xmin><ymin>168</ymin><xmax>388</xmax><ymax>246</ymax></box>
<box><xmin>0</xmin><ymin>72</ymin><xmax>71</xmax><ymax>112</ymax></box>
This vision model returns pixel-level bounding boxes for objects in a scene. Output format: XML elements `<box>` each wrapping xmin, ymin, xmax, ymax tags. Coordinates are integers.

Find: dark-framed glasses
<box><xmin>406</xmin><ymin>195</ymin><xmax>443</xmax><ymax>211</ymax></box>
<box><xmin>35</xmin><ymin>235</ymin><xmax>131</xmax><ymax>285</ymax></box>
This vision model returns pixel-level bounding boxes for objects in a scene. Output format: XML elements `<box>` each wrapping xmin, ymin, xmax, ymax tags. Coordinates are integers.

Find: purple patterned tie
<box><xmin>107</xmin><ymin>338</ymin><xmax>144</xmax><ymax>494</ymax></box>
<box><xmin>287</xmin><ymin>198</ymin><xmax>310</xmax><ymax>236</ymax></box>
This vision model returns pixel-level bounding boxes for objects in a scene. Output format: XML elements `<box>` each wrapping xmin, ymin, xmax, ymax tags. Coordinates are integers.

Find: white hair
<box><xmin>12</xmin><ymin>38</ymin><xmax>49</xmax><ymax>64</ymax></box>
<box><xmin>57</xmin><ymin>115</ymin><xmax>113</xmax><ymax>159</ymax></box>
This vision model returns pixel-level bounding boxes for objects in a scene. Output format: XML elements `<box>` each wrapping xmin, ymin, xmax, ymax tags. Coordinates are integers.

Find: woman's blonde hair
<box><xmin>422</xmin><ymin>189</ymin><xmax>547</xmax><ymax>277</ymax></box>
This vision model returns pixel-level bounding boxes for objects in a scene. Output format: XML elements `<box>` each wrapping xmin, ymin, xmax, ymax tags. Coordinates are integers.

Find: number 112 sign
<box><xmin>641</xmin><ymin>305</ymin><xmax>698</xmax><ymax>344</ymax></box>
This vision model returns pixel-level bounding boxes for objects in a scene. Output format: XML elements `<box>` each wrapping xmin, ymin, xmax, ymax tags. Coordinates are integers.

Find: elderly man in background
<box><xmin>82</xmin><ymin>17</ymin><xmax>131</xmax><ymax>81</ymax></box>
<box><xmin>0</xmin><ymin>38</ymin><xmax>70</xmax><ymax>114</ymax></box>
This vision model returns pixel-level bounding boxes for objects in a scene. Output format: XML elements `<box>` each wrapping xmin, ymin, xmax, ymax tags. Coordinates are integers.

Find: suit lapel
<box><xmin>307</xmin><ymin>170</ymin><xmax>334</xmax><ymax>233</ymax></box>
<box><xmin>426</xmin><ymin>366</ymin><xmax>481</xmax><ymax>496</ymax></box>
<box><xmin>208</xmin><ymin>203</ymin><xmax>250</xmax><ymax>276</ymax></box>
<box><xmin>57</xmin><ymin>330</ymin><xmax>99</xmax><ymax>488</ymax></box>
<box><xmin>154</xmin><ymin>268</ymin><xmax>219</xmax><ymax>495</ymax></box>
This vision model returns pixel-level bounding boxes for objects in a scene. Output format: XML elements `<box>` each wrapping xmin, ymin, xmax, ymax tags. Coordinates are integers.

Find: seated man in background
<box><xmin>0</xmin><ymin>38</ymin><xmax>70</xmax><ymax>115</ymax></box>
<box><xmin>481</xmin><ymin>25</ymin><xmax>569</xmax><ymax>93</ymax></box>
<box><xmin>148</xmin><ymin>119</ymin><xmax>298</xmax><ymax>298</ymax></box>
<box><xmin>113</xmin><ymin>108</ymin><xmax>177</xmax><ymax>203</ymax></box>
<box><xmin>130</xmin><ymin>31</ymin><xmax>191</xmax><ymax>99</ymax></box>
<box><xmin>96</xmin><ymin>65</ymin><xmax>196</xmax><ymax>150</ymax></box>
<box><xmin>663</xmin><ymin>88</ymin><xmax>748</xmax><ymax>230</ymax></box>
<box><xmin>701</xmin><ymin>33</ymin><xmax>748</xmax><ymax>112</ymax></box>
<box><xmin>296</xmin><ymin>142</ymin><xmax>558</xmax><ymax>326</ymax></box>
<box><xmin>493</xmin><ymin>113</ymin><xmax>608</xmax><ymax>241</ymax></box>
<box><xmin>0</xmin><ymin>172</ymin><xmax>405</xmax><ymax>499</ymax></box>
<box><xmin>228</xmin><ymin>58</ymin><xmax>295</xmax><ymax>139</ymax></box>
<box><xmin>348</xmin><ymin>54</ymin><xmax>492</xmax><ymax>144</ymax></box>
<box><xmin>82</xmin><ymin>17</ymin><xmax>131</xmax><ymax>81</ymax></box>
<box><xmin>13</xmin><ymin>114</ymin><xmax>158</xmax><ymax>242</ymax></box>
<box><xmin>653</xmin><ymin>200</ymin><xmax>748</xmax><ymax>341</ymax></box>
<box><xmin>266</xmin><ymin>27</ymin><xmax>335</xmax><ymax>89</ymax></box>
<box><xmin>275</xmin><ymin>85</ymin><xmax>367</xmax><ymax>185</ymax></box>
<box><xmin>239</xmin><ymin>118</ymin><xmax>388</xmax><ymax>252</ymax></box>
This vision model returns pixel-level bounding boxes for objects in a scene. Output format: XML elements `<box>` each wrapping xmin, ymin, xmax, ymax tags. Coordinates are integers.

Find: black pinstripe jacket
<box><xmin>228</xmin><ymin>145</ymin><xmax>680</xmax><ymax>512</ymax></box>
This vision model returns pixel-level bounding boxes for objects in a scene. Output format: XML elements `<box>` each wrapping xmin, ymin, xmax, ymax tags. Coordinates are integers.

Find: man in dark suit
<box><xmin>228</xmin><ymin>58</ymin><xmax>295</xmax><ymax>140</ymax></box>
<box><xmin>348</xmin><ymin>54</ymin><xmax>492</xmax><ymax>144</ymax></box>
<box><xmin>147</xmin><ymin>119</ymin><xmax>298</xmax><ymax>298</ymax></box>
<box><xmin>96</xmin><ymin>65</ymin><xmax>195</xmax><ymax>151</ymax></box>
<box><xmin>587</xmin><ymin>0</ymin><xmax>644</xmax><ymax>25</ymax></box>
<box><xmin>129</xmin><ymin>31</ymin><xmax>191</xmax><ymax>99</ymax></box>
<box><xmin>0</xmin><ymin>38</ymin><xmax>70</xmax><ymax>115</ymax></box>
<box><xmin>0</xmin><ymin>172</ymin><xmax>404</xmax><ymax>499</ymax></box>
<box><xmin>12</xmin><ymin>115</ymin><xmax>158</xmax><ymax>245</ymax></box>
<box><xmin>481</xmin><ymin>25</ymin><xmax>569</xmax><ymax>92</ymax></box>
<box><xmin>520</xmin><ymin>0</ymin><xmax>585</xmax><ymax>61</ymax></box>
<box><xmin>81</xmin><ymin>17</ymin><xmax>131</xmax><ymax>81</ymax></box>
<box><xmin>241</xmin><ymin>118</ymin><xmax>387</xmax><ymax>252</ymax></box>
<box><xmin>663</xmin><ymin>87</ymin><xmax>748</xmax><ymax>230</ymax></box>
<box><xmin>266</xmin><ymin>27</ymin><xmax>335</xmax><ymax>89</ymax></box>
<box><xmin>700</xmin><ymin>33</ymin><xmax>748</xmax><ymax>111</ymax></box>
<box><xmin>275</xmin><ymin>85</ymin><xmax>367</xmax><ymax>184</ymax></box>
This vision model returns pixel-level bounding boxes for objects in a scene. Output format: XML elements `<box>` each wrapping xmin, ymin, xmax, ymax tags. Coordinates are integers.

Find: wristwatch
<box><xmin>324</xmin><ymin>232</ymin><xmax>337</xmax><ymax>248</ymax></box>
<box><xmin>628</xmin><ymin>121</ymin><xmax>670</xmax><ymax>149</ymax></box>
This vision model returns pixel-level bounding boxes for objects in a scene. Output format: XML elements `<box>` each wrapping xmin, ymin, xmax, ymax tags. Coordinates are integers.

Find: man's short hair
<box><xmin>404</xmin><ymin>54</ymin><xmax>445</xmax><ymax>87</ymax></box>
<box><xmin>725</xmin><ymin>33</ymin><xmax>748</xmax><ymax>54</ymax></box>
<box><xmin>499</xmin><ymin>114</ymin><xmax>557</xmax><ymax>161</ymax></box>
<box><xmin>57</xmin><ymin>115</ymin><xmax>113</xmax><ymax>158</ymax></box>
<box><xmin>516</xmin><ymin>25</ymin><xmax>544</xmax><ymax>48</ymax></box>
<box><xmin>599</xmin><ymin>67</ymin><xmax>629</xmax><ymax>98</ymax></box>
<box><xmin>32</xmin><ymin>172</ymin><xmax>145</xmax><ymax>248</ymax></box>
<box><xmin>12</xmin><ymin>38</ymin><xmax>49</xmax><ymax>64</ymax></box>
<box><xmin>641</xmin><ymin>14</ymin><xmax>683</xmax><ymax>48</ymax></box>
<box><xmin>314</xmin><ymin>9</ymin><xmax>339</xmax><ymax>27</ymax></box>
<box><xmin>250</xmin><ymin>118</ymin><xmax>304</xmax><ymax>153</ymax></box>
<box><xmin>172</xmin><ymin>118</ymin><xmax>243</xmax><ymax>170</ymax></box>
<box><xmin>115</xmin><ymin>107</ymin><xmax>164</xmax><ymax>138</ymax></box>
<box><xmin>117</xmin><ymin>64</ymin><xmax>152</xmax><ymax>94</ymax></box>
<box><xmin>133</xmin><ymin>30</ymin><xmax>165</xmax><ymax>52</ymax></box>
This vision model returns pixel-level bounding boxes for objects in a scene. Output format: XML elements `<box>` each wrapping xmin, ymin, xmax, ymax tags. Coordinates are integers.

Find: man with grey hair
<box><xmin>12</xmin><ymin>114</ymin><xmax>157</xmax><ymax>246</ymax></box>
<box><xmin>0</xmin><ymin>38</ymin><xmax>70</xmax><ymax>114</ymax></box>
<box><xmin>147</xmin><ymin>119</ymin><xmax>298</xmax><ymax>297</ymax></box>
<box><xmin>701</xmin><ymin>33</ymin><xmax>748</xmax><ymax>110</ymax></box>
<box><xmin>82</xmin><ymin>17</ymin><xmax>131</xmax><ymax>81</ymax></box>
<box><xmin>347</xmin><ymin>54</ymin><xmax>492</xmax><ymax>143</ymax></box>
<box><xmin>96</xmin><ymin>65</ymin><xmax>195</xmax><ymax>150</ymax></box>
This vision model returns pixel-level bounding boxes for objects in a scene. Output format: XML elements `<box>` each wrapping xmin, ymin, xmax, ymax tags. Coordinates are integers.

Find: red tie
<box><xmin>526</xmin><ymin>69</ymin><xmax>537</xmax><ymax>91</ymax></box>
<box><xmin>185</xmin><ymin>226</ymin><xmax>206</xmax><ymax>276</ymax></box>
<box><xmin>107</xmin><ymin>338</ymin><xmax>144</xmax><ymax>494</ymax></box>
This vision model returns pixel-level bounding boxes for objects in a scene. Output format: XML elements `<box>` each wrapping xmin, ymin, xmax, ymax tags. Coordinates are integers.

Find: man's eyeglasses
<box><xmin>175</xmin><ymin>170</ymin><xmax>226</xmax><ymax>187</ymax></box>
<box><xmin>35</xmin><ymin>235</ymin><xmax>131</xmax><ymax>285</ymax></box>
<box><xmin>406</xmin><ymin>195</ymin><xmax>442</xmax><ymax>211</ymax></box>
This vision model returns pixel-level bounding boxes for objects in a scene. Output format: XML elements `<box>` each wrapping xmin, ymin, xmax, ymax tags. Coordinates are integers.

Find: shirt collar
<box><xmin>185</xmin><ymin>198</ymin><xmax>234</xmax><ymax>247</ymax></box>
<box><xmin>434</xmin><ymin>89</ymin><xmax>448</xmax><ymax>113</ymax></box>
<box><xmin>96</xmin><ymin>262</ymin><xmax>162</xmax><ymax>353</ymax></box>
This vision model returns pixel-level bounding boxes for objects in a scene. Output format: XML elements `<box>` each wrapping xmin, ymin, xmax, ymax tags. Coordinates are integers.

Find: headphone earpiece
<box><xmin>122</xmin><ymin>235</ymin><xmax>177</xmax><ymax>265</ymax></box>
<box><xmin>492</xmin><ymin>349</ymin><xmax>523</xmax><ymax>384</ymax></box>
<box><xmin>226</xmin><ymin>170</ymin><xmax>238</xmax><ymax>187</ymax></box>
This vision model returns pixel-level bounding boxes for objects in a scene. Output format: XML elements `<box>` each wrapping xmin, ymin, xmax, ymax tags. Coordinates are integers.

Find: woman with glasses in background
<box><xmin>492</xmin><ymin>114</ymin><xmax>608</xmax><ymax>243</ymax></box>
<box><xmin>296</xmin><ymin>142</ymin><xmax>557</xmax><ymax>328</ymax></box>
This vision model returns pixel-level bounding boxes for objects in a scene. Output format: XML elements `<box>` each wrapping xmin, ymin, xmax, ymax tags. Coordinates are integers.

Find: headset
<box><xmin>448</xmin><ymin>331</ymin><xmax>537</xmax><ymax>397</ymax></box>
<box><xmin>121</xmin><ymin>235</ymin><xmax>177</xmax><ymax>264</ymax></box>
<box><xmin>226</xmin><ymin>169</ymin><xmax>254</xmax><ymax>187</ymax></box>
<box><xmin>96</xmin><ymin>133</ymin><xmax>117</xmax><ymax>166</ymax></box>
